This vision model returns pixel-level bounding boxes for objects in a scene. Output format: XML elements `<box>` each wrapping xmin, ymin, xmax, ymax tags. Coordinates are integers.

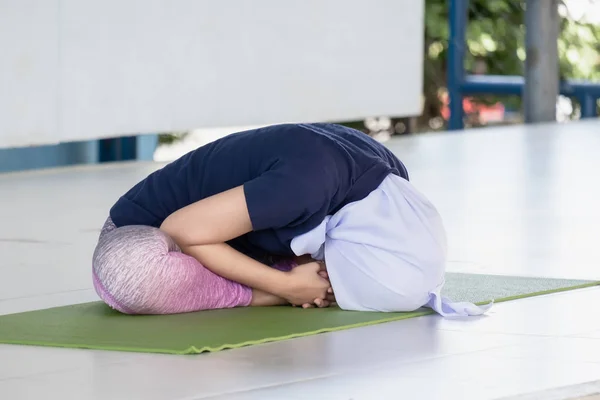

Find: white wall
<box><xmin>0</xmin><ymin>0</ymin><xmax>424</xmax><ymax>148</ymax></box>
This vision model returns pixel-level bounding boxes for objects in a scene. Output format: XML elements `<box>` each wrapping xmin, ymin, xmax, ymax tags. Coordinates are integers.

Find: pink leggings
<box><xmin>92</xmin><ymin>217</ymin><xmax>295</xmax><ymax>315</ymax></box>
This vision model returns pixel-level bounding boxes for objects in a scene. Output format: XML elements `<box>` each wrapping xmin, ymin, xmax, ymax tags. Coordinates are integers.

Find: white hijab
<box><xmin>291</xmin><ymin>174</ymin><xmax>492</xmax><ymax>317</ymax></box>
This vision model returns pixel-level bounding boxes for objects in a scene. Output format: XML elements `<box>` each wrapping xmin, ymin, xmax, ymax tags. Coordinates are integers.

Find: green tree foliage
<box><xmin>422</xmin><ymin>0</ymin><xmax>600</xmax><ymax>130</ymax></box>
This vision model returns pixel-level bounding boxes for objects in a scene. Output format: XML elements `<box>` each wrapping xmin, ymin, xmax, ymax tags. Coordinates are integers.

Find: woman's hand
<box><xmin>280</xmin><ymin>262</ymin><xmax>332</xmax><ymax>306</ymax></box>
<box><xmin>295</xmin><ymin>266</ymin><xmax>336</xmax><ymax>308</ymax></box>
<box><xmin>297</xmin><ymin>287</ymin><xmax>336</xmax><ymax>309</ymax></box>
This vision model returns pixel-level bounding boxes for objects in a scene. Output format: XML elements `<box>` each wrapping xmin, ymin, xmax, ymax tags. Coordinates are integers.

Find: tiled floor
<box><xmin>1</xmin><ymin>120</ymin><xmax>600</xmax><ymax>399</ymax></box>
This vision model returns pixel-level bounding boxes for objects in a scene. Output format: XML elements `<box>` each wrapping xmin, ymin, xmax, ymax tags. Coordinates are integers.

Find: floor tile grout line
<box><xmin>437</xmin><ymin>328</ymin><xmax>600</xmax><ymax>338</ymax></box>
<box><xmin>186</xmin><ymin>337</ymin><xmax>567</xmax><ymax>400</ymax></box>
<box><xmin>0</xmin><ymin>352</ymin><xmax>148</xmax><ymax>383</ymax></box>
<box><xmin>0</xmin><ymin>335</ymin><xmax>556</xmax><ymax>389</ymax></box>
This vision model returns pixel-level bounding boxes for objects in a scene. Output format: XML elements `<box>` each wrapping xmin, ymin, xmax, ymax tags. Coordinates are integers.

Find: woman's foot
<box><xmin>250</xmin><ymin>288</ymin><xmax>289</xmax><ymax>306</ymax></box>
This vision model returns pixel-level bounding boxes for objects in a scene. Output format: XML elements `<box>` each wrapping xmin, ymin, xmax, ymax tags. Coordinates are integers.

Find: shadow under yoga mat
<box><xmin>0</xmin><ymin>273</ymin><xmax>598</xmax><ymax>355</ymax></box>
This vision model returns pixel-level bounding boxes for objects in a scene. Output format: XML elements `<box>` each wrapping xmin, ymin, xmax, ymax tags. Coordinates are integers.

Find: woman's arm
<box><xmin>181</xmin><ymin>242</ymin><xmax>289</xmax><ymax>297</ymax></box>
<box><xmin>160</xmin><ymin>186</ymin><xmax>331</xmax><ymax>305</ymax></box>
<box><xmin>160</xmin><ymin>186</ymin><xmax>289</xmax><ymax>294</ymax></box>
<box><xmin>160</xmin><ymin>186</ymin><xmax>253</xmax><ymax>246</ymax></box>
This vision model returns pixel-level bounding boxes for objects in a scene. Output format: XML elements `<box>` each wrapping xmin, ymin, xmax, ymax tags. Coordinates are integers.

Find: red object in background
<box><xmin>440</xmin><ymin>93</ymin><xmax>505</xmax><ymax>124</ymax></box>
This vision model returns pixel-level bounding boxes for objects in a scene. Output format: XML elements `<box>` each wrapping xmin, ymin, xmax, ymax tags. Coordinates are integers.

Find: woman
<box><xmin>92</xmin><ymin>123</ymin><xmax>490</xmax><ymax>317</ymax></box>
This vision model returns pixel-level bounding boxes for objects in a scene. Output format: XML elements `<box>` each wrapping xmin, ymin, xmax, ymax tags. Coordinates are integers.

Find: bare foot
<box><xmin>250</xmin><ymin>288</ymin><xmax>289</xmax><ymax>307</ymax></box>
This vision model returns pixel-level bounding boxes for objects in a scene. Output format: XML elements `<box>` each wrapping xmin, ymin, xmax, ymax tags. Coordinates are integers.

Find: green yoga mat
<box><xmin>0</xmin><ymin>273</ymin><xmax>598</xmax><ymax>355</ymax></box>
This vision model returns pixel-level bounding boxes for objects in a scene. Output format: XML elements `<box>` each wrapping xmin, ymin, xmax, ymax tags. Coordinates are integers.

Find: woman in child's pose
<box><xmin>92</xmin><ymin>123</ymin><xmax>490</xmax><ymax>317</ymax></box>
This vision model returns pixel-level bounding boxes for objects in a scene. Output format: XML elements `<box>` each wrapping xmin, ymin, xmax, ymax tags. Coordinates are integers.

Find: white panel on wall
<box><xmin>1</xmin><ymin>0</ymin><xmax>424</xmax><ymax>148</ymax></box>
<box><xmin>0</xmin><ymin>0</ymin><xmax>60</xmax><ymax>148</ymax></box>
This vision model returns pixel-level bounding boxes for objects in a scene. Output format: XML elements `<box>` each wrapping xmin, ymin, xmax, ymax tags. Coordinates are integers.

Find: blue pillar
<box><xmin>98</xmin><ymin>134</ymin><xmax>158</xmax><ymax>162</ymax></box>
<box><xmin>447</xmin><ymin>0</ymin><xmax>469</xmax><ymax>131</ymax></box>
<box><xmin>579</xmin><ymin>94</ymin><xmax>598</xmax><ymax>119</ymax></box>
<box><xmin>98</xmin><ymin>137</ymin><xmax>137</xmax><ymax>162</ymax></box>
<box><xmin>136</xmin><ymin>134</ymin><xmax>159</xmax><ymax>161</ymax></box>
<box><xmin>0</xmin><ymin>140</ymin><xmax>99</xmax><ymax>173</ymax></box>
<box><xmin>0</xmin><ymin>135</ymin><xmax>157</xmax><ymax>173</ymax></box>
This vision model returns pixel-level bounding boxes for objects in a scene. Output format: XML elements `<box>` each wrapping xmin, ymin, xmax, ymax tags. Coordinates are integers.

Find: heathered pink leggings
<box><xmin>92</xmin><ymin>217</ymin><xmax>295</xmax><ymax>314</ymax></box>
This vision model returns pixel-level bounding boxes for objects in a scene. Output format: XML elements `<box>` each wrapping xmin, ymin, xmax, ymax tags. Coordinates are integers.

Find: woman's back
<box><xmin>109</xmin><ymin>123</ymin><xmax>408</xmax><ymax>260</ymax></box>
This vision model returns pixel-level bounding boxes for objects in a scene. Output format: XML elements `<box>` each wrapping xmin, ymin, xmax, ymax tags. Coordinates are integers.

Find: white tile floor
<box><xmin>1</xmin><ymin>120</ymin><xmax>600</xmax><ymax>400</ymax></box>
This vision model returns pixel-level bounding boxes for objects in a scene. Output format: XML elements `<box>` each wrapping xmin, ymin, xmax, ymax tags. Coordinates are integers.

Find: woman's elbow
<box><xmin>160</xmin><ymin>215</ymin><xmax>220</xmax><ymax>247</ymax></box>
<box><xmin>160</xmin><ymin>215</ymin><xmax>193</xmax><ymax>247</ymax></box>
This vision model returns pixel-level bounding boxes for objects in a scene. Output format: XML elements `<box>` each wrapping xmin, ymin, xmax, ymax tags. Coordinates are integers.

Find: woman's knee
<box><xmin>92</xmin><ymin>224</ymin><xmax>182</xmax><ymax>314</ymax></box>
